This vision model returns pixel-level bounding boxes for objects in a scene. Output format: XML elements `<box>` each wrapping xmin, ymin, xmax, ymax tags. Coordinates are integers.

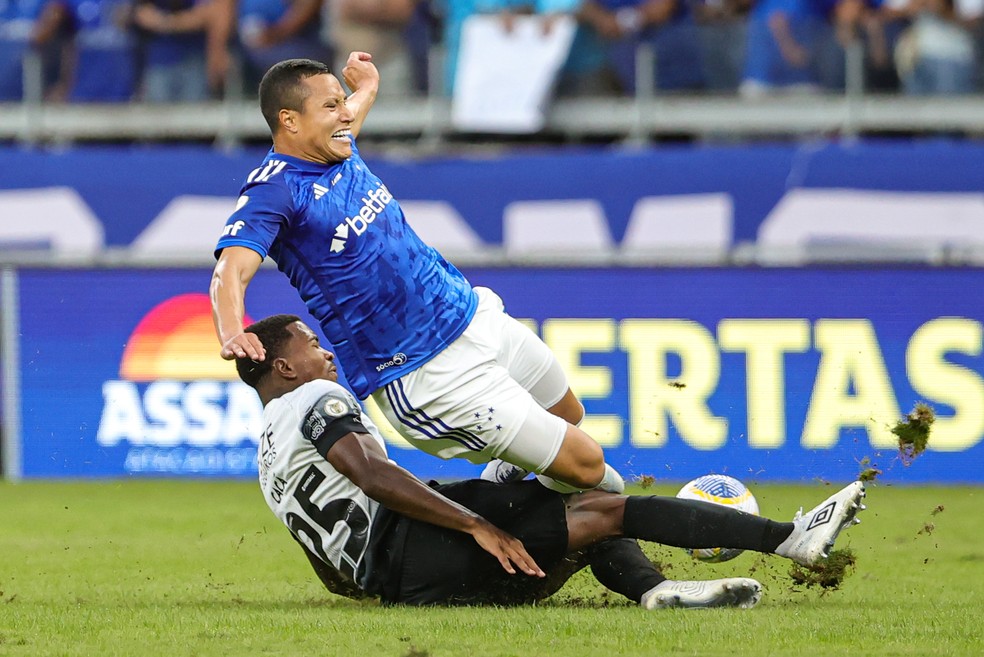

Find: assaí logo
<box><xmin>95</xmin><ymin>293</ymin><xmax>263</xmax><ymax>475</ymax></box>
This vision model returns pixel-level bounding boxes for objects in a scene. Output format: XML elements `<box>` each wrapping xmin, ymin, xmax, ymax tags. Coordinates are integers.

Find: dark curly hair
<box><xmin>235</xmin><ymin>314</ymin><xmax>302</xmax><ymax>389</ymax></box>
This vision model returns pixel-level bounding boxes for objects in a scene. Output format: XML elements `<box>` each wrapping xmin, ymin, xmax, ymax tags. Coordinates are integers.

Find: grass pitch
<box><xmin>1</xmin><ymin>480</ymin><xmax>981</xmax><ymax>657</ymax></box>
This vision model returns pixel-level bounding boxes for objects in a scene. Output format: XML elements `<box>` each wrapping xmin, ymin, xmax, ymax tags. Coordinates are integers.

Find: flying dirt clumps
<box><xmin>789</xmin><ymin>549</ymin><xmax>857</xmax><ymax>590</ymax></box>
<box><xmin>891</xmin><ymin>403</ymin><xmax>935</xmax><ymax>465</ymax></box>
<box><xmin>857</xmin><ymin>457</ymin><xmax>882</xmax><ymax>482</ymax></box>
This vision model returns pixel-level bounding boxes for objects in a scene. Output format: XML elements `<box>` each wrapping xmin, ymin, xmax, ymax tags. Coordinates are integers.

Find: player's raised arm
<box><xmin>340</xmin><ymin>51</ymin><xmax>379</xmax><ymax>139</ymax></box>
<box><xmin>328</xmin><ymin>431</ymin><xmax>546</xmax><ymax>578</ymax></box>
<box><xmin>211</xmin><ymin>246</ymin><xmax>265</xmax><ymax>360</ymax></box>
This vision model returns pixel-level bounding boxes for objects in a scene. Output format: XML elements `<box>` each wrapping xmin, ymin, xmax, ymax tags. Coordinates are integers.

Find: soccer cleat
<box><xmin>775</xmin><ymin>481</ymin><xmax>867</xmax><ymax>566</ymax></box>
<box><xmin>480</xmin><ymin>459</ymin><xmax>530</xmax><ymax>484</ymax></box>
<box><xmin>640</xmin><ymin>578</ymin><xmax>762</xmax><ymax>610</ymax></box>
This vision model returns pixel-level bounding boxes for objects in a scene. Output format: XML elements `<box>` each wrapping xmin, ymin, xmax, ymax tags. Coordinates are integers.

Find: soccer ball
<box><xmin>676</xmin><ymin>474</ymin><xmax>759</xmax><ymax>563</ymax></box>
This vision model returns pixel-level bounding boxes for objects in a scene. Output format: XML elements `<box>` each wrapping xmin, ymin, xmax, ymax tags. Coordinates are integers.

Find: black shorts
<box><xmin>373</xmin><ymin>479</ymin><xmax>569</xmax><ymax>606</ymax></box>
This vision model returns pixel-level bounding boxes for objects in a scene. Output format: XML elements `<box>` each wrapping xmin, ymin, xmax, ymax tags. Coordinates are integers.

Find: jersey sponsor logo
<box><xmin>302</xmin><ymin>391</ymin><xmax>357</xmax><ymax>442</ymax></box>
<box><xmin>246</xmin><ymin>159</ymin><xmax>287</xmax><ymax>184</ymax></box>
<box><xmin>304</xmin><ymin>409</ymin><xmax>327</xmax><ymax>441</ymax></box>
<box><xmin>222</xmin><ymin>219</ymin><xmax>245</xmax><ymax>237</ymax></box>
<box><xmin>95</xmin><ymin>293</ymin><xmax>263</xmax><ymax>474</ymax></box>
<box><xmin>330</xmin><ymin>182</ymin><xmax>395</xmax><ymax>253</ymax></box>
<box><xmin>323</xmin><ymin>398</ymin><xmax>349</xmax><ymax>416</ymax></box>
<box><xmin>375</xmin><ymin>351</ymin><xmax>407</xmax><ymax>372</ymax></box>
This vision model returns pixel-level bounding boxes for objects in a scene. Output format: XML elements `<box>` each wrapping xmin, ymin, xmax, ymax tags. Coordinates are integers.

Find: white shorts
<box><xmin>371</xmin><ymin>287</ymin><xmax>569</xmax><ymax>472</ymax></box>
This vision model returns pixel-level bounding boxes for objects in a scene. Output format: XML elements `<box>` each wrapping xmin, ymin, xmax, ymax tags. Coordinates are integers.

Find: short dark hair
<box><xmin>258</xmin><ymin>59</ymin><xmax>333</xmax><ymax>134</ymax></box>
<box><xmin>236</xmin><ymin>314</ymin><xmax>303</xmax><ymax>389</ymax></box>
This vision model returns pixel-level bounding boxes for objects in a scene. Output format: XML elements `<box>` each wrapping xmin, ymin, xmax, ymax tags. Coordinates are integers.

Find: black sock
<box><xmin>622</xmin><ymin>496</ymin><xmax>794</xmax><ymax>553</ymax></box>
<box><xmin>585</xmin><ymin>538</ymin><xmax>666</xmax><ymax>603</ymax></box>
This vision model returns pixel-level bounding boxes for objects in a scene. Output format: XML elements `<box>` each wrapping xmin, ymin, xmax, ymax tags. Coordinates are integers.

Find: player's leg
<box><xmin>545</xmin><ymin>388</ymin><xmax>585</xmax><ymax>426</ymax></box>
<box><xmin>493</xmin><ymin>399</ymin><xmax>624</xmax><ymax>492</ymax></box>
<box><xmin>473</xmin><ymin>287</ymin><xmax>622</xmax><ymax>492</ymax></box>
<box><xmin>563</xmin><ymin>480</ymin><xmax>867</xmax><ymax>566</ymax></box>
<box><xmin>371</xmin><ymin>321</ymin><xmax>620</xmax><ymax>493</ymax></box>
<box><xmin>376</xmin><ymin>480</ymin><xmax>575</xmax><ymax>606</ymax></box>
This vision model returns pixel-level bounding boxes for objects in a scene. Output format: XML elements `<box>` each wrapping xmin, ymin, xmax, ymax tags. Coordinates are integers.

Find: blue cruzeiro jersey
<box><xmin>215</xmin><ymin>140</ymin><xmax>478</xmax><ymax>399</ymax></box>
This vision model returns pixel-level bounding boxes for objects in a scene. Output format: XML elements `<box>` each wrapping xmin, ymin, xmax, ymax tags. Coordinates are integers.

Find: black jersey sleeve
<box><xmin>301</xmin><ymin>390</ymin><xmax>370</xmax><ymax>459</ymax></box>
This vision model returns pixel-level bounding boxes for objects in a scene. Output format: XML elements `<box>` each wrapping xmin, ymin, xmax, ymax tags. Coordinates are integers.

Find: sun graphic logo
<box><xmin>95</xmin><ymin>293</ymin><xmax>264</xmax><ymax>475</ymax></box>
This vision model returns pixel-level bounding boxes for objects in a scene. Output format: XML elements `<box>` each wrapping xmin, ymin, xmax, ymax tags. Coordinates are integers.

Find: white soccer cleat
<box><xmin>641</xmin><ymin>578</ymin><xmax>762</xmax><ymax>610</ymax></box>
<box><xmin>775</xmin><ymin>481</ymin><xmax>867</xmax><ymax>566</ymax></box>
<box><xmin>480</xmin><ymin>459</ymin><xmax>530</xmax><ymax>483</ymax></box>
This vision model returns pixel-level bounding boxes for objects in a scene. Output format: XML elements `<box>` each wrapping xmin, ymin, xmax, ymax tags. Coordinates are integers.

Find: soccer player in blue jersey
<box><xmin>211</xmin><ymin>53</ymin><xmax>624</xmax><ymax>496</ymax></box>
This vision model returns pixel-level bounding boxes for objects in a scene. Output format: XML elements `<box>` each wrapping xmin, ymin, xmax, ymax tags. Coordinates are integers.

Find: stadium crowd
<box><xmin>1</xmin><ymin>0</ymin><xmax>982</xmax><ymax>104</ymax></box>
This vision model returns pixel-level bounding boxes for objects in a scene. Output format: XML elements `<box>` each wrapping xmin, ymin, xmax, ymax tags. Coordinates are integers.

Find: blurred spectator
<box><xmin>131</xmin><ymin>0</ymin><xmax>214</xmax><ymax>101</ymax></box>
<box><xmin>215</xmin><ymin>0</ymin><xmax>329</xmax><ymax>87</ymax></box>
<box><xmin>838</xmin><ymin>0</ymin><xmax>902</xmax><ymax>91</ymax></box>
<box><xmin>740</xmin><ymin>0</ymin><xmax>820</xmax><ymax>94</ymax></box>
<box><xmin>433</xmin><ymin>0</ymin><xmax>474</xmax><ymax>94</ymax></box>
<box><xmin>0</xmin><ymin>0</ymin><xmax>48</xmax><ymax>99</ymax></box>
<box><xmin>33</xmin><ymin>0</ymin><xmax>138</xmax><ymax>101</ymax></box>
<box><xmin>695</xmin><ymin>0</ymin><xmax>751</xmax><ymax>92</ymax></box>
<box><xmin>954</xmin><ymin>0</ymin><xmax>982</xmax><ymax>88</ymax></box>
<box><xmin>622</xmin><ymin>0</ymin><xmax>705</xmax><ymax>91</ymax></box>
<box><xmin>569</xmin><ymin>0</ymin><xmax>705</xmax><ymax>94</ymax></box>
<box><xmin>328</xmin><ymin>0</ymin><xmax>421</xmax><ymax>97</ymax></box>
<box><xmin>895</xmin><ymin>0</ymin><xmax>975</xmax><ymax>93</ymax></box>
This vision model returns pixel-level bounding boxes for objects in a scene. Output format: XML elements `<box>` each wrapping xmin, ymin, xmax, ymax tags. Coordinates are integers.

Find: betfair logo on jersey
<box><xmin>330</xmin><ymin>182</ymin><xmax>395</xmax><ymax>253</ymax></box>
<box><xmin>222</xmin><ymin>219</ymin><xmax>245</xmax><ymax>237</ymax></box>
<box><xmin>95</xmin><ymin>294</ymin><xmax>263</xmax><ymax>474</ymax></box>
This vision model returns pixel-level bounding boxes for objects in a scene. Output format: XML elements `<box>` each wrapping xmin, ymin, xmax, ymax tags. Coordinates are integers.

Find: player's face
<box><xmin>295</xmin><ymin>74</ymin><xmax>354</xmax><ymax>164</ymax></box>
<box><xmin>285</xmin><ymin>321</ymin><xmax>338</xmax><ymax>384</ymax></box>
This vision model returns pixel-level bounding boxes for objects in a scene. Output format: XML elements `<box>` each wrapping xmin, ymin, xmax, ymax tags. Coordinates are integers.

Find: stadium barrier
<box><xmin>4</xmin><ymin>95</ymin><xmax>984</xmax><ymax>144</ymax></box>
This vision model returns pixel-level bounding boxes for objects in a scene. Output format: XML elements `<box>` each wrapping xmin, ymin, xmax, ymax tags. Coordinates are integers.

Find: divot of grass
<box><xmin>788</xmin><ymin>549</ymin><xmax>856</xmax><ymax>590</ymax></box>
<box><xmin>891</xmin><ymin>402</ymin><xmax>935</xmax><ymax>465</ymax></box>
<box><xmin>636</xmin><ymin>475</ymin><xmax>656</xmax><ymax>489</ymax></box>
<box><xmin>857</xmin><ymin>458</ymin><xmax>882</xmax><ymax>482</ymax></box>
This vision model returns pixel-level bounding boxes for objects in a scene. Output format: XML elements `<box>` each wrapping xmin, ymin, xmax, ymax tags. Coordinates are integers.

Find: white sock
<box><xmin>596</xmin><ymin>463</ymin><xmax>625</xmax><ymax>494</ymax></box>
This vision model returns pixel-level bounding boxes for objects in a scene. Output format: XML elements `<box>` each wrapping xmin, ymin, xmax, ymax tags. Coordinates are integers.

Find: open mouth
<box><xmin>331</xmin><ymin>129</ymin><xmax>352</xmax><ymax>141</ymax></box>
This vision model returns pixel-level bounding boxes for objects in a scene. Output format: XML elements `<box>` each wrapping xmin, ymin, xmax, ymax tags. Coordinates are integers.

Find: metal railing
<box><xmin>4</xmin><ymin>44</ymin><xmax>984</xmax><ymax>146</ymax></box>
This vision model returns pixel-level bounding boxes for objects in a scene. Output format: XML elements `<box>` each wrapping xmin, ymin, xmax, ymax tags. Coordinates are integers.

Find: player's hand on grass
<box><xmin>342</xmin><ymin>51</ymin><xmax>379</xmax><ymax>93</ymax></box>
<box><xmin>472</xmin><ymin>521</ymin><xmax>545</xmax><ymax>578</ymax></box>
<box><xmin>220</xmin><ymin>332</ymin><xmax>266</xmax><ymax>361</ymax></box>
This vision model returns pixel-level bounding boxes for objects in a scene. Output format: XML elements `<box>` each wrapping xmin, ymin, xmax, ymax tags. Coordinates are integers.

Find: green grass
<box><xmin>1</xmin><ymin>480</ymin><xmax>981</xmax><ymax>657</ymax></box>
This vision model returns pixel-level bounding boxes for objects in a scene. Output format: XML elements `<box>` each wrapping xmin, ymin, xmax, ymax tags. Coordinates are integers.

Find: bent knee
<box><xmin>546</xmin><ymin>432</ymin><xmax>605</xmax><ymax>489</ymax></box>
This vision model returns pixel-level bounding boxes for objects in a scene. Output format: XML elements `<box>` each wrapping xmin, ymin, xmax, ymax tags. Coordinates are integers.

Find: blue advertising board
<box><xmin>11</xmin><ymin>266</ymin><xmax>984</xmax><ymax>483</ymax></box>
<box><xmin>3</xmin><ymin>141</ymin><xmax>984</xmax><ymax>253</ymax></box>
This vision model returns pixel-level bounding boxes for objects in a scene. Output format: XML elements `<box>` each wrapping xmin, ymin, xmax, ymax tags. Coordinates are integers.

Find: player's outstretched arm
<box><xmin>341</xmin><ymin>51</ymin><xmax>379</xmax><ymax>139</ymax></box>
<box><xmin>328</xmin><ymin>432</ymin><xmax>546</xmax><ymax>578</ymax></box>
<box><xmin>211</xmin><ymin>246</ymin><xmax>265</xmax><ymax>360</ymax></box>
